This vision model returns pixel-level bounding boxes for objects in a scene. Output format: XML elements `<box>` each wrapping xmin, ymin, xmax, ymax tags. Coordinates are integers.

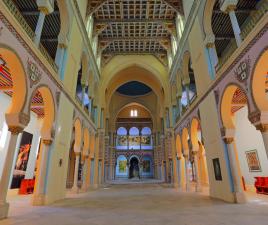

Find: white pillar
<box><xmin>257</xmin><ymin>126</ymin><xmax>268</xmax><ymax>160</ymax></box>
<box><xmin>177</xmin><ymin>96</ymin><xmax>182</xmax><ymax>117</ymax></box>
<box><xmin>71</xmin><ymin>153</ymin><xmax>80</xmax><ymax>193</ymax></box>
<box><xmin>184</xmin><ymin>154</ymin><xmax>190</xmax><ymax>191</ymax></box>
<box><xmin>185</xmin><ymin>84</ymin><xmax>190</xmax><ymax>107</ymax></box>
<box><xmin>193</xmin><ymin>151</ymin><xmax>202</xmax><ymax>192</ymax></box>
<box><xmin>221</xmin><ymin>2</ymin><xmax>242</xmax><ymax>47</ymax></box>
<box><xmin>55</xmin><ymin>43</ymin><xmax>66</xmax><ymax>74</ymax></box>
<box><xmin>0</xmin><ymin>127</ymin><xmax>23</xmax><ymax>219</ymax></box>
<box><xmin>81</xmin><ymin>156</ymin><xmax>89</xmax><ymax>191</ymax></box>
<box><xmin>225</xmin><ymin>138</ymin><xmax>246</xmax><ymax>203</ymax></box>
<box><xmin>228</xmin><ymin>9</ymin><xmax>242</xmax><ymax>47</ymax></box>
<box><xmin>32</xmin><ymin>139</ymin><xmax>52</xmax><ymax>205</ymax></box>
<box><xmin>81</xmin><ymin>84</ymin><xmax>86</xmax><ymax>106</ymax></box>
<box><xmin>34</xmin><ymin>11</ymin><xmax>46</xmax><ymax>46</ymax></box>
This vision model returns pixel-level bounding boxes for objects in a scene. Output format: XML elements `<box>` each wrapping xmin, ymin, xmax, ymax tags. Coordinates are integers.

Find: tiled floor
<box><xmin>2</xmin><ymin>183</ymin><xmax>268</xmax><ymax>225</ymax></box>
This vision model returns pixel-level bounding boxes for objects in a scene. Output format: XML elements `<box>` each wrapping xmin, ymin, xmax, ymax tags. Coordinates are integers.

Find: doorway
<box><xmin>129</xmin><ymin>157</ymin><xmax>140</xmax><ymax>179</ymax></box>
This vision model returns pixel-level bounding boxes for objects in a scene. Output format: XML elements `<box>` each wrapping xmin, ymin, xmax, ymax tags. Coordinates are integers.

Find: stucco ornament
<box><xmin>234</xmin><ymin>56</ymin><xmax>251</xmax><ymax>84</ymax></box>
<box><xmin>27</xmin><ymin>58</ymin><xmax>42</xmax><ymax>87</ymax></box>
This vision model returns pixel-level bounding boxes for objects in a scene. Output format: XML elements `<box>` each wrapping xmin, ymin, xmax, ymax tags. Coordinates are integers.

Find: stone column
<box><xmin>177</xmin><ymin>95</ymin><xmax>182</xmax><ymax>118</ymax></box>
<box><xmin>255</xmin><ymin>124</ymin><xmax>268</xmax><ymax>160</ymax></box>
<box><xmin>71</xmin><ymin>152</ymin><xmax>80</xmax><ymax>193</ymax></box>
<box><xmin>0</xmin><ymin>126</ymin><xmax>23</xmax><ymax>220</ymax></box>
<box><xmin>224</xmin><ymin>137</ymin><xmax>246</xmax><ymax>203</ymax></box>
<box><xmin>81</xmin><ymin>156</ymin><xmax>89</xmax><ymax>192</ymax></box>
<box><xmin>84</xmin><ymin>156</ymin><xmax>91</xmax><ymax>191</ymax></box>
<box><xmin>221</xmin><ymin>1</ymin><xmax>242</xmax><ymax>47</ymax></box>
<box><xmin>81</xmin><ymin>83</ymin><xmax>86</xmax><ymax>106</ymax></box>
<box><xmin>193</xmin><ymin>151</ymin><xmax>202</xmax><ymax>192</ymax></box>
<box><xmin>34</xmin><ymin>10</ymin><xmax>46</xmax><ymax>46</ymax></box>
<box><xmin>204</xmin><ymin>34</ymin><xmax>218</xmax><ymax>79</ymax></box>
<box><xmin>32</xmin><ymin>139</ymin><xmax>52</xmax><ymax>205</ymax></box>
<box><xmin>183</xmin><ymin>154</ymin><xmax>190</xmax><ymax>191</ymax></box>
<box><xmin>177</xmin><ymin>156</ymin><xmax>182</xmax><ymax>189</ymax></box>
<box><xmin>55</xmin><ymin>40</ymin><xmax>67</xmax><ymax>78</ymax></box>
<box><xmin>185</xmin><ymin>84</ymin><xmax>190</xmax><ymax>107</ymax></box>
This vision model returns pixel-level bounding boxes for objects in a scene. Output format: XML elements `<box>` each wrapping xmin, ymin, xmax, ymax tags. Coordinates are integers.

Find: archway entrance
<box><xmin>129</xmin><ymin>157</ymin><xmax>140</xmax><ymax>179</ymax></box>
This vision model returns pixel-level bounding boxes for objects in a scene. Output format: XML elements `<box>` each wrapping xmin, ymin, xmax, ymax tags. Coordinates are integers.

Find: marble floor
<box><xmin>2</xmin><ymin>183</ymin><xmax>268</xmax><ymax>225</ymax></box>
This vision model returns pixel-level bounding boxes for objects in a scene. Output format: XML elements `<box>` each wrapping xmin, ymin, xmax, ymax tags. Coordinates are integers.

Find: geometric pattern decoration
<box><xmin>0</xmin><ymin>55</ymin><xmax>44</xmax><ymax>117</ymax></box>
<box><xmin>231</xmin><ymin>87</ymin><xmax>247</xmax><ymax>114</ymax></box>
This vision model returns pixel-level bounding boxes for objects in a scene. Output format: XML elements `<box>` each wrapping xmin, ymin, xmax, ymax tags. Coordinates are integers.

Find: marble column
<box><xmin>0</xmin><ymin>126</ymin><xmax>23</xmax><ymax>219</ymax></box>
<box><xmin>183</xmin><ymin>154</ymin><xmax>190</xmax><ymax>192</ymax></box>
<box><xmin>224</xmin><ymin>138</ymin><xmax>246</xmax><ymax>203</ymax></box>
<box><xmin>71</xmin><ymin>152</ymin><xmax>80</xmax><ymax>193</ymax></box>
<box><xmin>185</xmin><ymin>84</ymin><xmax>190</xmax><ymax>107</ymax></box>
<box><xmin>32</xmin><ymin>139</ymin><xmax>52</xmax><ymax>205</ymax></box>
<box><xmin>177</xmin><ymin>96</ymin><xmax>182</xmax><ymax>118</ymax></box>
<box><xmin>81</xmin><ymin>157</ymin><xmax>88</xmax><ymax>192</ymax></box>
<box><xmin>81</xmin><ymin>83</ymin><xmax>86</xmax><ymax>106</ymax></box>
<box><xmin>55</xmin><ymin>42</ymin><xmax>67</xmax><ymax>78</ymax></box>
<box><xmin>34</xmin><ymin>10</ymin><xmax>46</xmax><ymax>46</ymax></box>
<box><xmin>204</xmin><ymin>34</ymin><xmax>218</xmax><ymax>79</ymax></box>
<box><xmin>177</xmin><ymin>157</ymin><xmax>182</xmax><ymax>189</ymax></box>
<box><xmin>256</xmin><ymin>125</ymin><xmax>268</xmax><ymax>160</ymax></box>
<box><xmin>221</xmin><ymin>3</ymin><xmax>242</xmax><ymax>47</ymax></box>
<box><xmin>193</xmin><ymin>151</ymin><xmax>202</xmax><ymax>192</ymax></box>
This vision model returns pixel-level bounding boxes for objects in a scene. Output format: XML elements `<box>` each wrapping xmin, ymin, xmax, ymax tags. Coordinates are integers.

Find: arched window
<box><xmin>117</xmin><ymin>127</ymin><xmax>127</xmax><ymax>135</ymax></box>
<box><xmin>129</xmin><ymin>127</ymin><xmax>139</xmax><ymax>136</ymax></box>
<box><xmin>141</xmin><ymin>127</ymin><xmax>152</xmax><ymax>135</ymax></box>
<box><xmin>129</xmin><ymin>127</ymin><xmax>140</xmax><ymax>150</ymax></box>
<box><xmin>116</xmin><ymin>127</ymin><xmax>127</xmax><ymax>149</ymax></box>
<box><xmin>141</xmin><ymin>127</ymin><xmax>152</xmax><ymax>149</ymax></box>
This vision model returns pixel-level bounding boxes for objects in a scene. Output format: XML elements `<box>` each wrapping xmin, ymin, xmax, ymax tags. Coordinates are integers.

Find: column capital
<box><xmin>220</xmin><ymin>0</ymin><xmax>238</xmax><ymax>13</ymax></box>
<box><xmin>182</xmin><ymin>77</ymin><xmax>191</xmax><ymax>86</ymax></box>
<box><xmin>255</xmin><ymin>124</ymin><xmax>268</xmax><ymax>133</ymax></box>
<box><xmin>37</xmin><ymin>0</ymin><xmax>54</xmax><ymax>15</ymax></box>
<box><xmin>43</xmin><ymin>139</ymin><xmax>53</xmax><ymax>145</ymax></box>
<box><xmin>223</xmin><ymin>137</ymin><xmax>234</xmax><ymax>144</ymax></box>
<box><xmin>204</xmin><ymin>34</ymin><xmax>216</xmax><ymax>48</ymax></box>
<box><xmin>8</xmin><ymin>126</ymin><xmax>24</xmax><ymax>135</ymax></box>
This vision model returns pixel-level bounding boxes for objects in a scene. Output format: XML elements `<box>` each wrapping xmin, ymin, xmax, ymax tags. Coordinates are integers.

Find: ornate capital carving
<box><xmin>43</xmin><ymin>139</ymin><xmax>53</xmax><ymax>145</ymax></box>
<box><xmin>8</xmin><ymin>126</ymin><xmax>24</xmax><ymax>135</ymax></box>
<box><xmin>255</xmin><ymin>124</ymin><xmax>268</xmax><ymax>133</ymax></box>
<box><xmin>223</xmin><ymin>137</ymin><xmax>234</xmax><ymax>144</ymax></box>
<box><xmin>19</xmin><ymin>112</ymin><xmax>30</xmax><ymax>126</ymax></box>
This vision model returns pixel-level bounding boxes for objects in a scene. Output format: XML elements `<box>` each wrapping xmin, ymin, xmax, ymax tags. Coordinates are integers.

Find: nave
<box><xmin>3</xmin><ymin>183</ymin><xmax>268</xmax><ymax>225</ymax></box>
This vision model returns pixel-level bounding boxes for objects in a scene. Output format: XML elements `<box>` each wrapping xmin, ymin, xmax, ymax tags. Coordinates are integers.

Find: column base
<box><xmin>32</xmin><ymin>194</ymin><xmax>46</xmax><ymax>206</ymax></box>
<box><xmin>0</xmin><ymin>202</ymin><xmax>9</xmax><ymax>220</ymax></box>
<box><xmin>195</xmin><ymin>184</ymin><xmax>202</xmax><ymax>192</ymax></box>
<box><xmin>80</xmin><ymin>185</ymin><xmax>88</xmax><ymax>193</ymax></box>
<box><xmin>234</xmin><ymin>192</ymin><xmax>247</xmax><ymax>204</ymax></box>
<box><xmin>173</xmin><ymin>182</ymin><xmax>179</xmax><ymax>189</ymax></box>
<box><xmin>186</xmin><ymin>183</ymin><xmax>191</xmax><ymax>192</ymax></box>
<box><xmin>92</xmin><ymin>184</ymin><xmax>99</xmax><ymax>189</ymax></box>
<box><xmin>71</xmin><ymin>186</ymin><xmax>79</xmax><ymax>194</ymax></box>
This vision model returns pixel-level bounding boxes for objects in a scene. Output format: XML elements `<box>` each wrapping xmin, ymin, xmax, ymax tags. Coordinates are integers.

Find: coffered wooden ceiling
<box><xmin>88</xmin><ymin>0</ymin><xmax>184</xmax><ymax>65</ymax></box>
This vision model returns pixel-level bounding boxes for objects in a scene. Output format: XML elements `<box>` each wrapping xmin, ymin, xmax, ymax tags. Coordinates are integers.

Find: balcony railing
<box><xmin>3</xmin><ymin>0</ymin><xmax>58</xmax><ymax>73</ymax></box>
<box><xmin>175</xmin><ymin>93</ymin><xmax>197</xmax><ymax>122</ymax></box>
<box><xmin>217</xmin><ymin>0</ymin><xmax>268</xmax><ymax>70</ymax></box>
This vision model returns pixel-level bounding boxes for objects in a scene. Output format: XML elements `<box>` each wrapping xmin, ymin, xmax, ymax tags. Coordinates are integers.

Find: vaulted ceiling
<box><xmin>87</xmin><ymin>0</ymin><xmax>184</xmax><ymax>65</ymax></box>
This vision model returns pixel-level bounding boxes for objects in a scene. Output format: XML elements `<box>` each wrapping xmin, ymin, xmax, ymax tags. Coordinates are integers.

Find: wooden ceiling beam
<box><xmin>102</xmin><ymin>50</ymin><xmax>167</xmax><ymax>55</ymax></box>
<box><xmin>94</xmin><ymin>18</ymin><xmax>174</xmax><ymax>24</ymax></box>
<box><xmin>99</xmin><ymin>37</ymin><xmax>170</xmax><ymax>42</ymax></box>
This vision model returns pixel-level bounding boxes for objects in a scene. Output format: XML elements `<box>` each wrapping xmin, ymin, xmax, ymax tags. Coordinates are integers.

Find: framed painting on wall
<box><xmin>245</xmin><ymin>150</ymin><xmax>261</xmax><ymax>172</ymax></box>
<box><xmin>11</xmin><ymin>131</ymin><xmax>33</xmax><ymax>189</ymax></box>
<box><xmin>212</xmin><ymin>158</ymin><xmax>222</xmax><ymax>181</ymax></box>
